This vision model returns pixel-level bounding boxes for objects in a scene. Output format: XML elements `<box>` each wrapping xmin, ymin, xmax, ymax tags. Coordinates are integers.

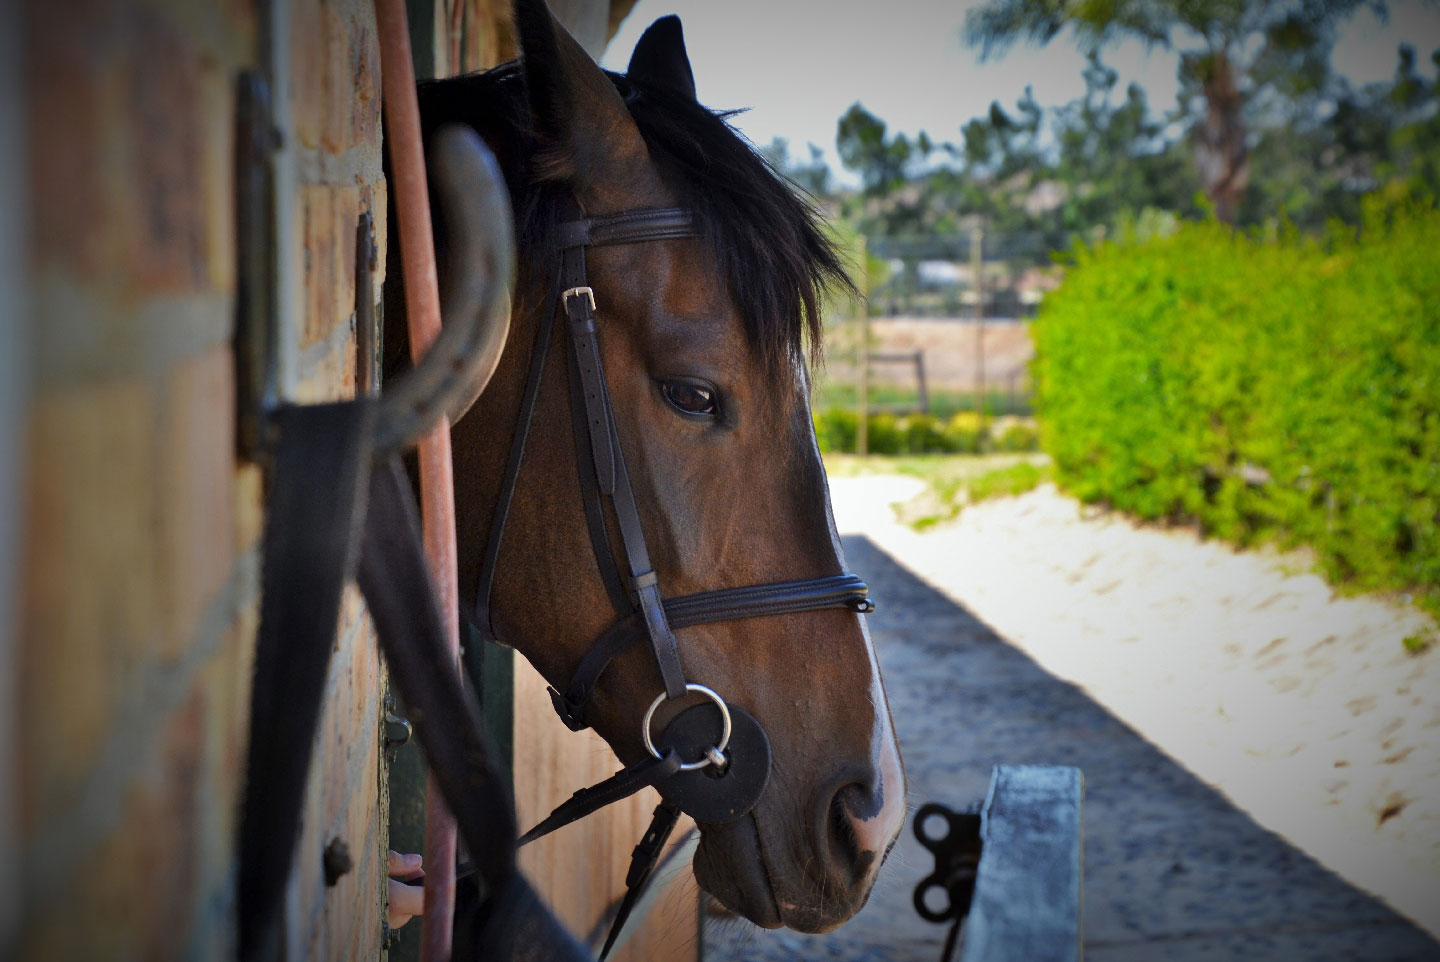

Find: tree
<box><xmin>762</xmin><ymin>137</ymin><xmax>835</xmax><ymax>199</ymax></box>
<box><xmin>835</xmin><ymin>102</ymin><xmax>935</xmax><ymax>235</ymax></box>
<box><xmin>964</xmin><ymin>0</ymin><xmax>1387</xmax><ymax>222</ymax></box>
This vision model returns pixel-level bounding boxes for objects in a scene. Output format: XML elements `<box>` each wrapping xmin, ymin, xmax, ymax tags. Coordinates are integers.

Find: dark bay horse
<box><xmin>395</xmin><ymin>0</ymin><xmax>905</xmax><ymax>933</ymax></box>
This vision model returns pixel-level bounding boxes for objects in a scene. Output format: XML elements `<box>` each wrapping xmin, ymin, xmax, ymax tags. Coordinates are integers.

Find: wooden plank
<box><xmin>512</xmin><ymin>656</ymin><xmax>700</xmax><ymax>962</ymax></box>
<box><xmin>960</xmin><ymin>765</ymin><xmax>1083</xmax><ymax>962</ymax></box>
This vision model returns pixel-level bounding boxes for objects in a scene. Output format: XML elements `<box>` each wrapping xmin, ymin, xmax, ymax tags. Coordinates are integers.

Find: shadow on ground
<box><xmin>704</xmin><ymin>536</ymin><xmax>1439</xmax><ymax>962</ymax></box>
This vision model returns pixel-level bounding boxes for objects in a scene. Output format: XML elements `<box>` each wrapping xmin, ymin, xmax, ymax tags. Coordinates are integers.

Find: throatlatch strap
<box><xmin>471</xmin><ymin>271</ymin><xmax>561</xmax><ymax>639</ymax></box>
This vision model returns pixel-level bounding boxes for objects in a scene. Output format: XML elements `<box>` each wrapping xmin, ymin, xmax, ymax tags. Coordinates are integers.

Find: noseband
<box><xmin>468</xmin><ymin>197</ymin><xmax>874</xmax><ymax>955</ymax></box>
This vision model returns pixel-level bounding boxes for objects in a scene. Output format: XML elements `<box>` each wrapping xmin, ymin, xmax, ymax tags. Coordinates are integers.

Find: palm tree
<box><xmin>964</xmin><ymin>0</ymin><xmax>1386</xmax><ymax>222</ymax></box>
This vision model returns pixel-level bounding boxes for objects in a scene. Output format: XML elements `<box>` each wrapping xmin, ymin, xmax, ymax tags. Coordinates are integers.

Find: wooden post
<box><xmin>914</xmin><ymin>350</ymin><xmax>929</xmax><ymax>416</ymax></box>
<box><xmin>971</xmin><ymin>224</ymin><xmax>985</xmax><ymax>432</ymax></box>
<box><xmin>856</xmin><ymin>234</ymin><xmax>869</xmax><ymax>458</ymax></box>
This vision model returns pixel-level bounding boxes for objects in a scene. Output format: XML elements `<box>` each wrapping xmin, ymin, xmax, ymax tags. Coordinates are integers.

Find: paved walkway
<box><xmin>704</xmin><ymin>532</ymin><xmax>1440</xmax><ymax>961</ymax></box>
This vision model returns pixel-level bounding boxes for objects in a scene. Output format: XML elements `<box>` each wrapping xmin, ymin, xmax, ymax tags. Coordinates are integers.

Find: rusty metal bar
<box><xmin>374</xmin><ymin>1</ymin><xmax>461</xmax><ymax>958</ymax></box>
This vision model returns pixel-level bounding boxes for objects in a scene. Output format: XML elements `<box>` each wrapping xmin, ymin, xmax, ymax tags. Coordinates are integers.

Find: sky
<box><xmin>600</xmin><ymin>0</ymin><xmax>1440</xmax><ymax>186</ymax></box>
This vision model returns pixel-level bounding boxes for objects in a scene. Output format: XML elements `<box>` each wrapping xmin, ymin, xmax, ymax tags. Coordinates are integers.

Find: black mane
<box><xmin>418</xmin><ymin>62</ymin><xmax>854</xmax><ymax>372</ymax></box>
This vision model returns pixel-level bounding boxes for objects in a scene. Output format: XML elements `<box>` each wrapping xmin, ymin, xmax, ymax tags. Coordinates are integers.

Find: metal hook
<box><xmin>369</xmin><ymin>124</ymin><xmax>515</xmax><ymax>458</ymax></box>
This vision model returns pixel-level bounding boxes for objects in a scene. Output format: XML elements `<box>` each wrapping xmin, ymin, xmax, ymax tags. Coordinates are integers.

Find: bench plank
<box><xmin>960</xmin><ymin>765</ymin><xmax>1084</xmax><ymax>962</ymax></box>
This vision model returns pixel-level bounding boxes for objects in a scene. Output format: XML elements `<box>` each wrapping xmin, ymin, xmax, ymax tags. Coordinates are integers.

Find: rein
<box><xmin>468</xmin><ymin>197</ymin><xmax>875</xmax><ymax>956</ymax></box>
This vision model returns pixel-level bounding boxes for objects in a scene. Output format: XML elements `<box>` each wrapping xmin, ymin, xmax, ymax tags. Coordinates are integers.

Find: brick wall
<box><xmin>12</xmin><ymin>1</ymin><xmax>687</xmax><ymax>959</ymax></box>
<box><xmin>16</xmin><ymin>0</ymin><xmax>388</xmax><ymax>957</ymax></box>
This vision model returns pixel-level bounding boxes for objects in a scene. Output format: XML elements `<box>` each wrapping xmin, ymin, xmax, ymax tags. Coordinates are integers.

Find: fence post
<box><xmin>856</xmin><ymin>234</ymin><xmax>869</xmax><ymax>458</ymax></box>
<box><xmin>914</xmin><ymin>350</ymin><xmax>929</xmax><ymax>416</ymax></box>
<box><xmin>971</xmin><ymin>224</ymin><xmax>985</xmax><ymax>432</ymax></box>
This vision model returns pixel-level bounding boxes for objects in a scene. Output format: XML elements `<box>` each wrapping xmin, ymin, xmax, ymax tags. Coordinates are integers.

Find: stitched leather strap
<box><xmin>556</xmin><ymin>207</ymin><xmax>694</xmax><ymax>248</ymax></box>
<box><xmin>599</xmin><ymin>801</ymin><xmax>683</xmax><ymax>961</ymax></box>
<box><xmin>517</xmin><ymin>749</ymin><xmax>682</xmax><ymax>846</ymax></box>
<box><xmin>550</xmin><ymin>573</ymin><xmax>873</xmax><ymax>730</ymax></box>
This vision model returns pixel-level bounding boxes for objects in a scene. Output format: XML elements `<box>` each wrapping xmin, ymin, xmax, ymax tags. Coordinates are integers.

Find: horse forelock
<box><xmin>418</xmin><ymin>62</ymin><xmax>856</xmax><ymax>382</ymax></box>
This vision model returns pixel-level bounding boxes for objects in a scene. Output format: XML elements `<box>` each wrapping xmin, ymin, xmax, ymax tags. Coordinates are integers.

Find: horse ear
<box><xmin>626</xmin><ymin>15</ymin><xmax>697</xmax><ymax>101</ymax></box>
<box><xmin>514</xmin><ymin>0</ymin><xmax>650</xmax><ymax>190</ymax></box>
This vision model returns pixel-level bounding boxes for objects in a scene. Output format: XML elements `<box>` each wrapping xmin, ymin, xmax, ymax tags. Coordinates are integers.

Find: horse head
<box><xmin>432</xmin><ymin>0</ymin><xmax>906</xmax><ymax>933</ymax></box>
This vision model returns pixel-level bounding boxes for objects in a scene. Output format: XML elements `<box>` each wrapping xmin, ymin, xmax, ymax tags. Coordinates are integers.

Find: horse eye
<box><xmin>660</xmin><ymin>380</ymin><xmax>719</xmax><ymax>417</ymax></box>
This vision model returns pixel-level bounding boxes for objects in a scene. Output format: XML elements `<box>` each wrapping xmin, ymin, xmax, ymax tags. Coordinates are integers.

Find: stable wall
<box><xmin>10</xmin><ymin>0</ymin><xmax>689</xmax><ymax>959</ymax></box>
<box><xmin>15</xmin><ymin>0</ymin><xmax>389</xmax><ymax>956</ymax></box>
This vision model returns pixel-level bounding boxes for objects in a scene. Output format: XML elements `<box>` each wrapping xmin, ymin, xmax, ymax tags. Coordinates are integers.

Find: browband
<box><xmin>555</xmin><ymin>207</ymin><xmax>696</xmax><ymax>248</ymax></box>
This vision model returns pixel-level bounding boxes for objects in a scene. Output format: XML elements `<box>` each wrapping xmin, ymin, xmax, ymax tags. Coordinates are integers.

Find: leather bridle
<box><xmin>467</xmin><ymin>196</ymin><xmax>876</xmax><ymax>955</ymax></box>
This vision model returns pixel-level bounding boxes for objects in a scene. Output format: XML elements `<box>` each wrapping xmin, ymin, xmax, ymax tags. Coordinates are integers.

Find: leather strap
<box><xmin>549</xmin><ymin>573</ymin><xmax>873</xmax><ymax>730</ymax></box>
<box><xmin>598</xmin><ymin>802</ymin><xmax>683</xmax><ymax>961</ymax></box>
<box><xmin>471</xmin><ymin>269</ymin><xmax>561</xmax><ymax>640</ymax></box>
<box><xmin>238</xmin><ymin>403</ymin><xmax>376</xmax><ymax>962</ymax></box>
<box><xmin>556</xmin><ymin>207</ymin><xmax>694</xmax><ymax>249</ymax></box>
<box><xmin>556</xmin><ymin>195</ymin><xmax>688</xmax><ymax>701</ymax></box>
<box><xmin>566</xmin><ymin>341</ymin><xmax>631</xmax><ymax>620</ymax></box>
<box><xmin>516</xmin><ymin>749</ymin><xmax>682</xmax><ymax>846</ymax></box>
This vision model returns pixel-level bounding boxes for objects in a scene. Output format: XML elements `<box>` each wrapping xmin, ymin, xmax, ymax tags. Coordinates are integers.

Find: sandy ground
<box><xmin>829</xmin><ymin>476</ymin><xmax>1440</xmax><ymax>941</ymax></box>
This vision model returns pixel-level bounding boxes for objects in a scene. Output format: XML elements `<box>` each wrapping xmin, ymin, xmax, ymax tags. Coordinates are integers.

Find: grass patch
<box><xmin>825</xmin><ymin>452</ymin><xmax>1051</xmax><ymax>530</ymax></box>
<box><xmin>1402</xmin><ymin>632</ymin><xmax>1435</xmax><ymax>655</ymax></box>
<box><xmin>812</xmin><ymin>382</ymin><xmax>1033</xmax><ymax>418</ymax></box>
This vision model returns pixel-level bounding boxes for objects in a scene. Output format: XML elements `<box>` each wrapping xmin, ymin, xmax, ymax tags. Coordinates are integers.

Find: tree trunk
<box><xmin>1194</xmin><ymin>51</ymin><xmax>1249</xmax><ymax>223</ymax></box>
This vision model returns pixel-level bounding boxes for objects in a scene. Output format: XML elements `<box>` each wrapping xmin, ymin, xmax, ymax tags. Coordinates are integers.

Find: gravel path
<box><xmin>704</xmin><ymin>478</ymin><xmax>1440</xmax><ymax>961</ymax></box>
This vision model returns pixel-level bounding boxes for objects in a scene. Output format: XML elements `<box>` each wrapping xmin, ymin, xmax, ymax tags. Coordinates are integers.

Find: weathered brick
<box><xmin>291</xmin><ymin>0</ymin><xmax>327</xmax><ymax>151</ymax></box>
<box><xmin>302</xmin><ymin>184</ymin><xmax>337</xmax><ymax>349</ymax></box>
<box><xmin>22</xmin><ymin>682</ymin><xmax>206</xmax><ymax>961</ymax></box>
<box><xmin>21</xmin><ymin>381</ymin><xmax>158</xmax><ymax>834</ymax></box>
<box><xmin>123</xmin><ymin>5</ymin><xmax>209</xmax><ymax>293</ymax></box>
<box><xmin>235</xmin><ymin>462</ymin><xmax>265</xmax><ymax>554</ymax></box>
<box><xmin>27</xmin><ymin>2</ymin><xmax>105</xmax><ymax>277</ymax></box>
<box><xmin>350</xmin><ymin>12</ymin><xmax>381</xmax><ymax>152</ymax></box>
<box><xmin>366</xmin><ymin>180</ymin><xmax>389</xmax><ymax>291</ymax></box>
<box><xmin>199</xmin><ymin>60</ymin><xmax>237</xmax><ymax>294</ymax></box>
<box><xmin>158</xmin><ymin>345</ymin><xmax>236</xmax><ymax>660</ymax></box>
<box><xmin>322</xmin><ymin>3</ymin><xmax>352</xmax><ymax>153</ymax></box>
<box><xmin>334</xmin><ymin>184</ymin><xmax>361</xmax><ymax>336</ymax></box>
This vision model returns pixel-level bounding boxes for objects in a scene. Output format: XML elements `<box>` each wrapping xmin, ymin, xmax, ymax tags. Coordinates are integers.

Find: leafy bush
<box><xmin>993</xmin><ymin>420</ymin><xmax>1041</xmax><ymax>452</ymax></box>
<box><xmin>1034</xmin><ymin>197</ymin><xmax>1440</xmax><ymax>614</ymax></box>
<box><xmin>867</xmin><ymin>413</ymin><xmax>903</xmax><ymax>454</ymax></box>
<box><xmin>814</xmin><ymin>406</ymin><xmax>858</xmax><ymax>454</ymax></box>
<box><xmin>814</xmin><ymin>409</ymin><xmax>1005</xmax><ymax>454</ymax></box>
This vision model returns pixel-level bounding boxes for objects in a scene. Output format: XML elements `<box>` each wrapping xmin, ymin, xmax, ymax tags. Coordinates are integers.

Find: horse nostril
<box><xmin>826</xmin><ymin>782</ymin><xmax>881</xmax><ymax>880</ymax></box>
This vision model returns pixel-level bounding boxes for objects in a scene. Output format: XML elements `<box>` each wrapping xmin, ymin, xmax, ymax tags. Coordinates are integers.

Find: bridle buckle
<box><xmin>562</xmin><ymin>285</ymin><xmax>596</xmax><ymax>311</ymax></box>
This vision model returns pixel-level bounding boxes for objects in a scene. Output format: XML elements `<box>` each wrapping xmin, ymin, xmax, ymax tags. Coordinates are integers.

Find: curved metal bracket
<box><xmin>235</xmin><ymin>80</ymin><xmax>515</xmax><ymax>464</ymax></box>
<box><xmin>370</xmin><ymin>124</ymin><xmax>514</xmax><ymax>458</ymax></box>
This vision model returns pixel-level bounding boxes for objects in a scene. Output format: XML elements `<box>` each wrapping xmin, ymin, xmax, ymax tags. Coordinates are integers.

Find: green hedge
<box><xmin>813</xmin><ymin>409</ymin><xmax>1039</xmax><ymax>455</ymax></box>
<box><xmin>1034</xmin><ymin>198</ymin><xmax>1440</xmax><ymax>614</ymax></box>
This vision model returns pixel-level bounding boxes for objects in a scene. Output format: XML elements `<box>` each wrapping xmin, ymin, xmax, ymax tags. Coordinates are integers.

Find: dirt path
<box><xmin>704</xmin><ymin>477</ymin><xmax>1440</xmax><ymax>961</ymax></box>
